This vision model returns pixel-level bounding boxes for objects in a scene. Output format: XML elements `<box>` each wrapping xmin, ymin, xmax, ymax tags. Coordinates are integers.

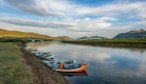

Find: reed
<box><xmin>62</xmin><ymin>38</ymin><xmax>146</xmax><ymax>48</ymax></box>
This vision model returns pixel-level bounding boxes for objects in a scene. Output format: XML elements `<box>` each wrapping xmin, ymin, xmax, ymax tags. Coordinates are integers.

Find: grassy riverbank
<box><xmin>0</xmin><ymin>43</ymin><xmax>33</xmax><ymax>84</ymax></box>
<box><xmin>0</xmin><ymin>43</ymin><xmax>68</xmax><ymax>84</ymax></box>
<box><xmin>62</xmin><ymin>38</ymin><xmax>146</xmax><ymax>48</ymax></box>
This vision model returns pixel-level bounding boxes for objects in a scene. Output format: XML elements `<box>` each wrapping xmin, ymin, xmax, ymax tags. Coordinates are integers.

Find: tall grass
<box><xmin>0</xmin><ymin>43</ymin><xmax>33</xmax><ymax>84</ymax></box>
<box><xmin>62</xmin><ymin>38</ymin><xmax>146</xmax><ymax>48</ymax></box>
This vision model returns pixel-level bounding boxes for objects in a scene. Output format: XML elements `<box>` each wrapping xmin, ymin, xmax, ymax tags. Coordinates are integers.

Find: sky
<box><xmin>0</xmin><ymin>0</ymin><xmax>146</xmax><ymax>38</ymax></box>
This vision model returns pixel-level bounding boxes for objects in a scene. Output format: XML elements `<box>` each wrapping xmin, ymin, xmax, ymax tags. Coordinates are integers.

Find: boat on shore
<box><xmin>27</xmin><ymin>48</ymin><xmax>88</xmax><ymax>73</ymax></box>
<box><xmin>43</xmin><ymin>60</ymin><xmax>88</xmax><ymax>73</ymax></box>
<box><xmin>56</xmin><ymin>63</ymin><xmax>87</xmax><ymax>73</ymax></box>
<box><xmin>40</xmin><ymin>55</ymin><xmax>55</xmax><ymax>61</ymax></box>
<box><xmin>27</xmin><ymin>49</ymin><xmax>54</xmax><ymax>60</ymax></box>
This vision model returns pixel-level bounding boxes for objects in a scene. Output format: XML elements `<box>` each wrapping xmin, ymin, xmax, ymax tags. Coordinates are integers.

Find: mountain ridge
<box><xmin>114</xmin><ymin>29</ymin><xmax>146</xmax><ymax>38</ymax></box>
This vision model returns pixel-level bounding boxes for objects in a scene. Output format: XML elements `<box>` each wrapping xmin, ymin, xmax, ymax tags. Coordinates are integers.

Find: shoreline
<box><xmin>20</xmin><ymin>44</ymin><xmax>68</xmax><ymax>84</ymax></box>
<box><xmin>62</xmin><ymin>40</ymin><xmax>146</xmax><ymax>48</ymax></box>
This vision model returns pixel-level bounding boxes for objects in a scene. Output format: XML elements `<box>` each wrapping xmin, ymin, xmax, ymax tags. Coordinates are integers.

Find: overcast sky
<box><xmin>0</xmin><ymin>0</ymin><xmax>146</xmax><ymax>38</ymax></box>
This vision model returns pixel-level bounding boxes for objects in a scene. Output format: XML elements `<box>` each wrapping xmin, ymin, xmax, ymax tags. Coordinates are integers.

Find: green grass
<box><xmin>0</xmin><ymin>43</ymin><xmax>33</xmax><ymax>84</ymax></box>
<box><xmin>0</xmin><ymin>37</ymin><xmax>52</xmax><ymax>43</ymax></box>
<box><xmin>62</xmin><ymin>38</ymin><xmax>146</xmax><ymax>48</ymax></box>
<box><xmin>0</xmin><ymin>37</ymin><xmax>29</xmax><ymax>43</ymax></box>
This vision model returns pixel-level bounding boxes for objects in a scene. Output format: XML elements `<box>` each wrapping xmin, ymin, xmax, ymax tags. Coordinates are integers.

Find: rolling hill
<box><xmin>0</xmin><ymin>28</ymin><xmax>71</xmax><ymax>40</ymax></box>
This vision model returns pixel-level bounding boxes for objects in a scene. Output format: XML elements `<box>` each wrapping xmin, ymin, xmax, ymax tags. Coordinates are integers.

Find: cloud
<box><xmin>0</xmin><ymin>16</ymin><xmax>115</xmax><ymax>31</ymax></box>
<box><xmin>1</xmin><ymin>0</ymin><xmax>145</xmax><ymax>21</ymax></box>
<box><xmin>75</xmin><ymin>2</ymin><xmax>146</xmax><ymax>19</ymax></box>
<box><xmin>0</xmin><ymin>0</ymin><xmax>146</xmax><ymax>37</ymax></box>
<box><xmin>67</xmin><ymin>29</ymin><xmax>97</xmax><ymax>32</ymax></box>
<box><xmin>0</xmin><ymin>18</ymin><xmax>77</xmax><ymax>29</ymax></box>
<box><xmin>3</xmin><ymin>0</ymin><xmax>146</xmax><ymax>19</ymax></box>
<box><xmin>4</xmin><ymin>0</ymin><xmax>65</xmax><ymax>16</ymax></box>
<box><xmin>98</xmin><ymin>17</ymin><xmax>117</xmax><ymax>22</ymax></box>
<box><xmin>65</xmin><ymin>17</ymin><xmax>115</xmax><ymax>32</ymax></box>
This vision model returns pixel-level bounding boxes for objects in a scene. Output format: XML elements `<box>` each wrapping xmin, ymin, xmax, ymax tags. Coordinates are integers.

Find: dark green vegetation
<box><xmin>63</xmin><ymin>38</ymin><xmax>146</xmax><ymax>48</ymax></box>
<box><xmin>0</xmin><ymin>37</ymin><xmax>29</xmax><ymax>43</ymax></box>
<box><xmin>0</xmin><ymin>43</ymin><xmax>33</xmax><ymax>84</ymax></box>
<box><xmin>114</xmin><ymin>29</ymin><xmax>146</xmax><ymax>38</ymax></box>
<box><xmin>0</xmin><ymin>37</ymin><xmax>52</xmax><ymax>43</ymax></box>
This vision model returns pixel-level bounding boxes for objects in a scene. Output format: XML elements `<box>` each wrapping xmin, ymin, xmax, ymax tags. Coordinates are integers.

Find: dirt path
<box><xmin>21</xmin><ymin>48</ymin><xmax>68</xmax><ymax>84</ymax></box>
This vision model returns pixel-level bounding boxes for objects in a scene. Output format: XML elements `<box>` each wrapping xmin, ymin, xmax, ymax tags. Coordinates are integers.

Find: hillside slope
<box><xmin>0</xmin><ymin>29</ymin><xmax>71</xmax><ymax>40</ymax></box>
<box><xmin>114</xmin><ymin>29</ymin><xmax>146</xmax><ymax>38</ymax></box>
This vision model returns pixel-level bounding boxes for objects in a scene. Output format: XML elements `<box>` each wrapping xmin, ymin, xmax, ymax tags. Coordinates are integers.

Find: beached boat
<box><xmin>40</xmin><ymin>55</ymin><xmax>55</xmax><ymax>61</ymax></box>
<box><xmin>27</xmin><ymin>48</ymin><xmax>54</xmax><ymax>60</ymax></box>
<box><xmin>56</xmin><ymin>63</ymin><xmax>87</xmax><ymax>73</ymax></box>
<box><xmin>43</xmin><ymin>60</ymin><xmax>88</xmax><ymax>73</ymax></box>
<box><xmin>34</xmin><ymin>51</ymin><xmax>51</xmax><ymax>57</ymax></box>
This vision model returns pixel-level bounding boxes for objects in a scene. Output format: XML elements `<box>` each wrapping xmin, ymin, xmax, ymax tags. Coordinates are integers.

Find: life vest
<box><xmin>80</xmin><ymin>64</ymin><xmax>84</xmax><ymax>66</ymax></box>
<box><xmin>60</xmin><ymin>63</ymin><xmax>64</xmax><ymax>69</ymax></box>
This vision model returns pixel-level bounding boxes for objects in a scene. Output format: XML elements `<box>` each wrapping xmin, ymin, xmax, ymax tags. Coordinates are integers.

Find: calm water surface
<box><xmin>27</xmin><ymin>42</ymin><xmax>146</xmax><ymax>84</ymax></box>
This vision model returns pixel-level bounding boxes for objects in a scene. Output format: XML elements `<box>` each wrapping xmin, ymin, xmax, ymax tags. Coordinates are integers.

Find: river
<box><xmin>27</xmin><ymin>42</ymin><xmax>146</xmax><ymax>84</ymax></box>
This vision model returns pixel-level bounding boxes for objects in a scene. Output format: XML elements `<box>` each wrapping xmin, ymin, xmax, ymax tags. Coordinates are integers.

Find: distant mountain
<box><xmin>114</xmin><ymin>29</ymin><xmax>146</xmax><ymax>38</ymax></box>
<box><xmin>56</xmin><ymin>36</ymin><xmax>72</xmax><ymax>40</ymax></box>
<box><xmin>0</xmin><ymin>28</ymin><xmax>71</xmax><ymax>40</ymax></box>
<box><xmin>77</xmin><ymin>35</ymin><xmax>107</xmax><ymax>40</ymax></box>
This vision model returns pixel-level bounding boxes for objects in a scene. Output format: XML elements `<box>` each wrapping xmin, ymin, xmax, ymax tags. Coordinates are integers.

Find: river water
<box><xmin>27</xmin><ymin>42</ymin><xmax>146</xmax><ymax>84</ymax></box>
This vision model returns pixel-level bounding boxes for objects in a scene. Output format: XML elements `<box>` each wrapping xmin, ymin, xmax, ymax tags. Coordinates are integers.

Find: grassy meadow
<box><xmin>0</xmin><ymin>43</ymin><xmax>33</xmax><ymax>84</ymax></box>
<box><xmin>62</xmin><ymin>38</ymin><xmax>146</xmax><ymax>48</ymax></box>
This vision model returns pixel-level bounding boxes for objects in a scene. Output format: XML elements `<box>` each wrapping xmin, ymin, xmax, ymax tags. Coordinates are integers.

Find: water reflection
<box><xmin>61</xmin><ymin>71</ymin><xmax>87</xmax><ymax>77</ymax></box>
<box><xmin>27</xmin><ymin>42</ymin><xmax>146</xmax><ymax>84</ymax></box>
